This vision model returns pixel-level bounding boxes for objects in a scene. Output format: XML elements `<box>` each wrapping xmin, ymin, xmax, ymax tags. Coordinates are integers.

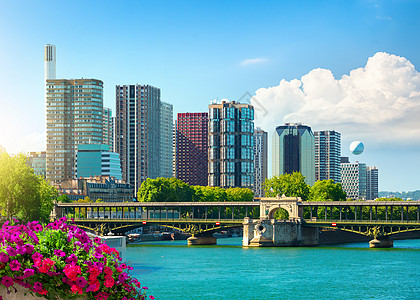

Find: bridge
<box><xmin>53</xmin><ymin>197</ymin><xmax>420</xmax><ymax>247</ymax></box>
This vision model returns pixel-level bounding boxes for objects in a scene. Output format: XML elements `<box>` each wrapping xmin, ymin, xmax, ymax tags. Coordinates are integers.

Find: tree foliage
<box><xmin>137</xmin><ymin>178</ymin><xmax>255</xmax><ymax>202</ymax></box>
<box><xmin>138</xmin><ymin>177</ymin><xmax>194</xmax><ymax>202</ymax></box>
<box><xmin>0</xmin><ymin>152</ymin><xmax>57</xmax><ymax>222</ymax></box>
<box><xmin>309</xmin><ymin>180</ymin><xmax>347</xmax><ymax>202</ymax></box>
<box><xmin>264</xmin><ymin>172</ymin><xmax>310</xmax><ymax>200</ymax></box>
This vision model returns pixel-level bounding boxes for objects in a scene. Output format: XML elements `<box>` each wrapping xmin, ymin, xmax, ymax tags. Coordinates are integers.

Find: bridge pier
<box><xmin>243</xmin><ymin>218</ymin><xmax>319</xmax><ymax>247</ymax></box>
<box><xmin>187</xmin><ymin>235</ymin><xmax>217</xmax><ymax>246</ymax></box>
<box><xmin>369</xmin><ymin>237</ymin><xmax>393</xmax><ymax>248</ymax></box>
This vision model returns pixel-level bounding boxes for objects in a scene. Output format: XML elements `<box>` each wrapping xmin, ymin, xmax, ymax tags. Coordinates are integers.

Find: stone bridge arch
<box><xmin>259</xmin><ymin>195</ymin><xmax>303</xmax><ymax>220</ymax></box>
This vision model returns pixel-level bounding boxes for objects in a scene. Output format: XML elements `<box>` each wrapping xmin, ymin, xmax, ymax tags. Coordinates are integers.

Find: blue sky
<box><xmin>0</xmin><ymin>0</ymin><xmax>419</xmax><ymax>191</ymax></box>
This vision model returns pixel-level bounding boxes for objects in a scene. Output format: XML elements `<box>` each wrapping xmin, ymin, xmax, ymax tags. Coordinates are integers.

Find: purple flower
<box><xmin>54</xmin><ymin>249</ymin><xmax>66</xmax><ymax>257</ymax></box>
<box><xmin>32</xmin><ymin>252</ymin><xmax>43</xmax><ymax>262</ymax></box>
<box><xmin>23</xmin><ymin>268</ymin><xmax>35</xmax><ymax>278</ymax></box>
<box><xmin>23</xmin><ymin>244</ymin><xmax>34</xmax><ymax>254</ymax></box>
<box><xmin>0</xmin><ymin>252</ymin><xmax>9</xmax><ymax>263</ymax></box>
<box><xmin>1</xmin><ymin>276</ymin><xmax>14</xmax><ymax>288</ymax></box>
<box><xmin>118</xmin><ymin>272</ymin><xmax>129</xmax><ymax>283</ymax></box>
<box><xmin>9</xmin><ymin>259</ymin><xmax>21</xmax><ymax>271</ymax></box>
<box><xmin>6</xmin><ymin>246</ymin><xmax>17</xmax><ymax>257</ymax></box>
<box><xmin>75</xmin><ymin>276</ymin><xmax>87</xmax><ymax>288</ymax></box>
<box><xmin>33</xmin><ymin>282</ymin><xmax>42</xmax><ymax>291</ymax></box>
<box><xmin>65</xmin><ymin>253</ymin><xmax>78</xmax><ymax>264</ymax></box>
<box><xmin>16</xmin><ymin>245</ymin><xmax>26</xmax><ymax>255</ymax></box>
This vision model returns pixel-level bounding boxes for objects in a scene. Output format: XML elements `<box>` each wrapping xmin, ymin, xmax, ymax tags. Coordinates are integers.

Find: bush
<box><xmin>0</xmin><ymin>218</ymin><xmax>154</xmax><ymax>300</ymax></box>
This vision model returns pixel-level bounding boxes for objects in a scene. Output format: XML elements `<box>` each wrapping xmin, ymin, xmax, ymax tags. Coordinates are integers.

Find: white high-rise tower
<box><xmin>44</xmin><ymin>44</ymin><xmax>56</xmax><ymax>81</ymax></box>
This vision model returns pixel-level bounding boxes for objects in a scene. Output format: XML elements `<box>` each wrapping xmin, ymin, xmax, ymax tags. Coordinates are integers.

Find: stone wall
<box><xmin>243</xmin><ymin>218</ymin><xmax>319</xmax><ymax>247</ymax></box>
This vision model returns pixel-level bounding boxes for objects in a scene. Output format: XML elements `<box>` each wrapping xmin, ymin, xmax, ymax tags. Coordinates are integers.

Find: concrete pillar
<box><xmin>369</xmin><ymin>237</ymin><xmax>393</xmax><ymax>248</ymax></box>
<box><xmin>187</xmin><ymin>236</ymin><xmax>217</xmax><ymax>246</ymax></box>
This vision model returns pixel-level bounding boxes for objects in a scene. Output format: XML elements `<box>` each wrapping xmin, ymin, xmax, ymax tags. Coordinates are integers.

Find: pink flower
<box><xmin>75</xmin><ymin>276</ymin><xmax>87</xmax><ymax>288</ymax></box>
<box><xmin>0</xmin><ymin>252</ymin><xmax>9</xmax><ymax>263</ymax></box>
<box><xmin>6</xmin><ymin>246</ymin><xmax>17</xmax><ymax>257</ymax></box>
<box><xmin>32</xmin><ymin>252</ymin><xmax>43</xmax><ymax>262</ymax></box>
<box><xmin>23</xmin><ymin>244</ymin><xmax>34</xmax><ymax>254</ymax></box>
<box><xmin>1</xmin><ymin>276</ymin><xmax>14</xmax><ymax>288</ymax></box>
<box><xmin>54</xmin><ymin>249</ymin><xmax>66</xmax><ymax>257</ymax></box>
<box><xmin>104</xmin><ymin>266</ymin><xmax>113</xmax><ymax>276</ymax></box>
<box><xmin>71</xmin><ymin>285</ymin><xmax>83</xmax><ymax>295</ymax></box>
<box><xmin>150</xmin><ymin>296</ymin><xmax>155</xmax><ymax>300</ymax></box>
<box><xmin>95</xmin><ymin>292</ymin><xmax>109</xmax><ymax>300</ymax></box>
<box><xmin>23</xmin><ymin>268</ymin><xmax>35</xmax><ymax>278</ymax></box>
<box><xmin>104</xmin><ymin>277</ymin><xmax>114</xmax><ymax>288</ymax></box>
<box><xmin>32</xmin><ymin>282</ymin><xmax>42</xmax><ymax>292</ymax></box>
<box><xmin>9</xmin><ymin>259</ymin><xmax>21</xmax><ymax>271</ymax></box>
<box><xmin>65</xmin><ymin>253</ymin><xmax>78</xmax><ymax>264</ymax></box>
<box><xmin>64</xmin><ymin>264</ymin><xmax>81</xmax><ymax>281</ymax></box>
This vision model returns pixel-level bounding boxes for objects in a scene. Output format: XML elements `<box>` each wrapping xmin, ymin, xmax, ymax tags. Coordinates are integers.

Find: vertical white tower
<box><xmin>44</xmin><ymin>44</ymin><xmax>56</xmax><ymax>81</ymax></box>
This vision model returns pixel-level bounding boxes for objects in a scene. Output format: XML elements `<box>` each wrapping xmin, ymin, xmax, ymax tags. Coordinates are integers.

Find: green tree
<box><xmin>57</xmin><ymin>194</ymin><xmax>71</xmax><ymax>203</ymax></box>
<box><xmin>309</xmin><ymin>180</ymin><xmax>346</xmax><ymax>202</ymax></box>
<box><xmin>226</xmin><ymin>187</ymin><xmax>254</xmax><ymax>202</ymax></box>
<box><xmin>137</xmin><ymin>177</ymin><xmax>193</xmax><ymax>202</ymax></box>
<box><xmin>264</xmin><ymin>172</ymin><xmax>310</xmax><ymax>200</ymax></box>
<box><xmin>38</xmin><ymin>178</ymin><xmax>59</xmax><ymax>222</ymax></box>
<box><xmin>0</xmin><ymin>152</ymin><xmax>55</xmax><ymax>222</ymax></box>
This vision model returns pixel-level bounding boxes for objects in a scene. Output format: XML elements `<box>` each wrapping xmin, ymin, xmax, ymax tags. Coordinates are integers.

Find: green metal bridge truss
<box><xmin>54</xmin><ymin>200</ymin><xmax>420</xmax><ymax>238</ymax></box>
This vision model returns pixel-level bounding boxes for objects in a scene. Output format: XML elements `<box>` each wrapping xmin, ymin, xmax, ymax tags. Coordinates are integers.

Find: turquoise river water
<box><xmin>127</xmin><ymin>238</ymin><xmax>420</xmax><ymax>300</ymax></box>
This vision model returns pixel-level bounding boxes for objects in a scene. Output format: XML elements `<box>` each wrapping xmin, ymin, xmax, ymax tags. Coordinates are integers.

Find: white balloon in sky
<box><xmin>350</xmin><ymin>141</ymin><xmax>364</xmax><ymax>155</ymax></box>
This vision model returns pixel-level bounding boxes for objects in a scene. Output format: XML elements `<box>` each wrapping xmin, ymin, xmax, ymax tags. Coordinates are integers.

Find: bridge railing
<box><xmin>304</xmin><ymin>219</ymin><xmax>420</xmax><ymax>224</ymax></box>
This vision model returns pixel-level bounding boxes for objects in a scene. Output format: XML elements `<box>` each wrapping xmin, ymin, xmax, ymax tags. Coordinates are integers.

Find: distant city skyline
<box><xmin>0</xmin><ymin>0</ymin><xmax>419</xmax><ymax>191</ymax></box>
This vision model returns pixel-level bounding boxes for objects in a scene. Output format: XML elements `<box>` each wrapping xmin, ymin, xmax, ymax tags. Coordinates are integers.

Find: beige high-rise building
<box><xmin>115</xmin><ymin>84</ymin><xmax>161</xmax><ymax>192</ymax></box>
<box><xmin>46</xmin><ymin>79</ymin><xmax>103</xmax><ymax>184</ymax></box>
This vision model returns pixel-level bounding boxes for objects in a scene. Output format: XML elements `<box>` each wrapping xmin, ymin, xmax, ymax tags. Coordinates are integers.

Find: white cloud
<box><xmin>240</xmin><ymin>58</ymin><xmax>268</xmax><ymax>66</ymax></box>
<box><xmin>251</xmin><ymin>52</ymin><xmax>420</xmax><ymax>145</ymax></box>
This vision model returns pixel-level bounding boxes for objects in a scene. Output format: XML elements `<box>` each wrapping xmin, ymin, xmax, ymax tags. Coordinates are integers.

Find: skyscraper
<box><xmin>160</xmin><ymin>102</ymin><xmax>174</xmax><ymax>178</ymax></box>
<box><xmin>253</xmin><ymin>128</ymin><xmax>267</xmax><ymax>197</ymax></box>
<box><xmin>175</xmin><ymin>112</ymin><xmax>208</xmax><ymax>186</ymax></box>
<box><xmin>272</xmin><ymin>123</ymin><xmax>315</xmax><ymax>185</ymax></box>
<box><xmin>44</xmin><ymin>44</ymin><xmax>56</xmax><ymax>81</ymax></box>
<box><xmin>115</xmin><ymin>84</ymin><xmax>161</xmax><ymax>192</ymax></box>
<box><xmin>341</xmin><ymin>162</ymin><xmax>367</xmax><ymax>200</ymax></box>
<box><xmin>366</xmin><ymin>166</ymin><xmax>379</xmax><ymax>200</ymax></box>
<box><xmin>103</xmin><ymin>107</ymin><xmax>114</xmax><ymax>151</ymax></box>
<box><xmin>314</xmin><ymin>130</ymin><xmax>341</xmax><ymax>183</ymax></box>
<box><xmin>46</xmin><ymin>79</ymin><xmax>104</xmax><ymax>184</ymax></box>
<box><xmin>208</xmin><ymin>101</ymin><xmax>254</xmax><ymax>189</ymax></box>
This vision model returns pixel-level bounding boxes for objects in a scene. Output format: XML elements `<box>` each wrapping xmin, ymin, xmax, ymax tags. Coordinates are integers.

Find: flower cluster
<box><xmin>0</xmin><ymin>218</ymin><xmax>154</xmax><ymax>300</ymax></box>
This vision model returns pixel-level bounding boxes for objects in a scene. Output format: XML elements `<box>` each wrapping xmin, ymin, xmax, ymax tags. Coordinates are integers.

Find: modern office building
<box><xmin>27</xmin><ymin>152</ymin><xmax>47</xmax><ymax>177</ymax></box>
<box><xmin>46</xmin><ymin>78</ymin><xmax>104</xmax><ymax>184</ymax></box>
<box><xmin>366</xmin><ymin>166</ymin><xmax>379</xmax><ymax>200</ymax></box>
<box><xmin>115</xmin><ymin>84</ymin><xmax>161</xmax><ymax>192</ymax></box>
<box><xmin>314</xmin><ymin>130</ymin><xmax>341</xmax><ymax>183</ymax></box>
<box><xmin>44</xmin><ymin>44</ymin><xmax>56</xmax><ymax>81</ymax></box>
<box><xmin>160</xmin><ymin>102</ymin><xmax>174</xmax><ymax>178</ymax></box>
<box><xmin>75</xmin><ymin>144</ymin><xmax>122</xmax><ymax>180</ymax></box>
<box><xmin>272</xmin><ymin>123</ymin><xmax>315</xmax><ymax>185</ymax></box>
<box><xmin>175</xmin><ymin>112</ymin><xmax>208</xmax><ymax>186</ymax></box>
<box><xmin>59</xmin><ymin>176</ymin><xmax>133</xmax><ymax>202</ymax></box>
<box><xmin>103</xmin><ymin>107</ymin><xmax>114</xmax><ymax>151</ymax></box>
<box><xmin>341</xmin><ymin>162</ymin><xmax>367</xmax><ymax>200</ymax></box>
<box><xmin>253</xmin><ymin>128</ymin><xmax>267</xmax><ymax>197</ymax></box>
<box><xmin>208</xmin><ymin>101</ymin><xmax>254</xmax><ymax>188</ymax></box>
